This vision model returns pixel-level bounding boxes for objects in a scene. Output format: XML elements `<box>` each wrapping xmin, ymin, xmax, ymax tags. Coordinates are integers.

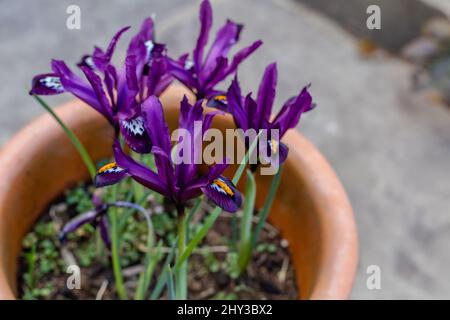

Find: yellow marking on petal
<box><xmin>271</xmin><ymin>138</ymin><xmax>278</xmax><ymax>154</ymax></box>
<box><xmin>98</xmin><ymin>162</ymin><xmax>117</xmax><ymax>174</ymax></box>
<box><xmin>214</xmin><ymin>95</ymin><xmax>227</xmax><ymax>102</ymax></box>
<box><xmin>213</xmin><ymin>178</ymin><xmax>234</xmax><ymax>197</ymax></box>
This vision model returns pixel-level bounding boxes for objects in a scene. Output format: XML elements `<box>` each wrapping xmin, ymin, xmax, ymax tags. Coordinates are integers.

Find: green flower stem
<box><xmin>175</xmin><ymin>212</ymin><xmax>188</xmax><ymax>300</ymax></box>
<box><xmin>108</xmin><ymin>185</ymin><xmax>127</xmax><ymax>300</ymax></box>
<box><xmin>32</xmin><ymin>95</ymin><xmax>96</xmax><ymax>179</ymax></box>
<box><xmin>175</xmin><ymin>206</ymin><xmax>222</xmax><ymax>270</ymax></box>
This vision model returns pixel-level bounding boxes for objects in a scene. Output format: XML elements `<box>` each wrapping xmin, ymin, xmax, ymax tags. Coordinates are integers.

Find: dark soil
<box><xmin>17</xmin><ymin>184</ymin><xmax>298</xmax><ymax>300</ymax></box>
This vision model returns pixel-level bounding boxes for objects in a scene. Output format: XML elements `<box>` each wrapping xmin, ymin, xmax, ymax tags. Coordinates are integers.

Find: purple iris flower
<box><xmin>30</xmin><ymin>18</ymin><xmax>173</xmax><ymax>154</ymax></box>
<box><xmin>227</xmin><ymin>63</ymin><xmax>315</xmax><ymax>165</ymax></box>
<box><xmin>168</xmin><ymin>0</ymin><xmax>262</xmax><ymax>107</ymax></box>
<box><xmin>95</xmin><ymin>95</ymin><xmax>242</xmax><ymax>213</ymax></box>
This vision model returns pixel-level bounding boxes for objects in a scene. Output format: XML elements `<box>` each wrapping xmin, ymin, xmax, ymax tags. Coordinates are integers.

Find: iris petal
<box><xmin>113</xmin><ymin>140</ymin><xmax>171</xmax><ymax>198</ymax></box>
<box><xmin>119</xmin><ymin>115</ymin><xmax>152</xmax><ymax>154</ymax></box>
<box><xmin>98</xmin><ymin>216</ymin><xmax>111</xmax><ymax>250</ymax></box>
<box><xmin>94</xmin><ymin>162</ymin><xmax>128</xmax><ymax>188</ymax></box>
<box><xmin>206</xmin><ymin>93</ymin><xmax>228</xmax><ymax>111</ymax></box>
<box><xmin>272</xmin><ymin>85</ymin><xmax>314</xmax><ymax>136</ymax></box>
<box><xmin>202</xmin><ymin>175</ymin><xmax>242</xmax><ymax>213</ymax></box>
<box><xmin>193</xmin><ymin>0</ymin><xmax>213</xmax><ymax>73</ymax></box>
<box><xmin>77</xmin><ymin>55</ymin><xmax>95</xmax><ymax>70</ymax></box>
<box><xmin>256</xmin><ymin>63</ymin><xmax>277</xmax><ymax>128</ymax></box>
<box><xmin>51</xmin><ymin>60</ymin><xmax>105</xmax><ymax>116</ymax></box>
<box><xmin>30</xmin><ymin>73</ymin><xmax>65</xmax><ymax>95</ymax></box>
<box><xmin>226</xmin><ymin>77</ymin><xmax>248</xmax><ymax>131</ymax></box>
<box><xmin>59</xmin><ymin>209</ymin><xmax>104</xmax><ymax>243</ymax></box>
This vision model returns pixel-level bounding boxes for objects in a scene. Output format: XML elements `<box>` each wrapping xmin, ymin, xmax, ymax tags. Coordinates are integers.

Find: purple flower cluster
<box><xmin>30</xmin><ymin>0</ymin><xmax>314</xmax><ymax>216</ymax></box>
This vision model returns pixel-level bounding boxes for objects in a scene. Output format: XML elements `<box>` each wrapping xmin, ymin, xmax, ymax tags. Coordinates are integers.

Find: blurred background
<box><xmin>1</xmin><ymin>0</ymin><xmax>450</xmax><ymax>299</ymax></box>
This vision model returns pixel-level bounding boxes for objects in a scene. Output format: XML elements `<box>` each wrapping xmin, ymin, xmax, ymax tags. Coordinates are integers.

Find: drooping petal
<box><xmin>193</xmin><ymin>0</ymin><xmax>213</xmax><ymax>73</ymax></box>
<box><xmin>119</xmin><ymin>115</ymin><xmax>152</xmax><ymax>153</ymax></box>
<box><xmin>256</xmin><ymin>63</ymin><xmax>277</xmax><ymax>127</ymax></box>
<box><xmin>59</xmin><ymin>208</ymin><xmax>105</xmax><ymax>243</ymax></box>
<box><xmin>113</xmin><ymin>140</ymin><xmax>170</xmax><ymax>197</ymax></box>
<box><xmin>272</xmin><ymin>85</ymin><xmax>314</xmax><ymax>136</ymax></box>
<box><xmin>94</xmin><ymin>162</ymin><xmax>128</xmax><ymax>188</ymax></box>
<box><xmin>30</xmin><ymin>73</ymin><xmax>65</xmax><ymax>95</ymax></box>
<box><xmin>202</xmin><ymin>175</ymin><xmax>242</xmax><ymax>213</ymax></box>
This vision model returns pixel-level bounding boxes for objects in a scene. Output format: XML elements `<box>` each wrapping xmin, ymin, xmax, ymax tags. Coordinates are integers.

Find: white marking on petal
<box><xmin>184</xmin><ymin>59</ymin><xmax>194</xmax><ymax>71</ymax></box>
<box><xmin>40</xmin><ymin>76</ymin><xmax>64</xmax><ymax>92</ymax></box>
<box><xmin>103</xmin><ymin>166</ymin><xmax>125</xmax><ymax>174</ymax></box>
<box><xmin>121</xmin><ymin>116</ymin><xmax>145</xmax><ymax>136</ymax></box>
<box><xmin>84</xmin><ymin>56</ymin><xmax>94</xmax><ymax>69</ymax></box>
<box><xmin>145</xmin><ymin>40</ymin><xmax>154</xmax><ymax>62</ymax></box>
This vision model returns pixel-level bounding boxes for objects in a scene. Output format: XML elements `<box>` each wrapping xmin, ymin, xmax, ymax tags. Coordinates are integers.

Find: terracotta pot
<box><xmin>0</xmin><ymin>85</ymin><xmax>357</xmax><ymax>300</ymax></box>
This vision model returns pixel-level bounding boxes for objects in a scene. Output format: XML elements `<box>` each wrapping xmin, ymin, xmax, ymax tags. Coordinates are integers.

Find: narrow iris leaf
<box><xmin>167</xmin><ymin>266</ymin><xmax>176</xmax><ymax>300</ymax></box>
<box><xmin>149</xmin><ymin>237</ymin><xmax>178</xmax><ymax>300</ymax></box>
<box><xmin>238</xmin><ymin>170</ymin><xmax>256</xmax><ymax>274</ymax></box>
<box><xmin>32</xmin><ymin>95</ymin><xmax>96</xmax><ymax>179</ymax></box>
<box><xmin>252</xmin><ymin>166</ymin><xmax>283</xmax><ymax>247</ymax></box>
<box><xmin>134</xmin><ymin>241</ymin><xmax>163</xmax><ymax>300</ymax></box>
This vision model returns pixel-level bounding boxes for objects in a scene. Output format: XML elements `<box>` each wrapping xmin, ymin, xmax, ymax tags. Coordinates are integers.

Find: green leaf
<box><xmin>149</xmin><ymin>237</ymin><xmax>178</xmax><ymax>300</ymax></box>
<box><xmin>237</xmin><ymin>170</ymin><xmax>256</xmax><ymax>275</ymax></box>
<box><xmin>32</xmin><ymin>95</ymin><xmax>96</xmax><ymax>179</ymax></box>
<box><xmin>251</xmin><ymin>166</ymin><xmax>283</xmax><ymax>247</ymax></box>
<box><xmin>175</xmin><ymin>214</ymin><xmax>188</xmax><ymax>300</ymax></box>
<box><xmin>134</xmin><ymin>241</ymin><xmax>163</xmax><ymax>300</ymax></box>
<box><xmin>167</xmin><ymin>266</ymin><xmax>175</xmax><ymax>300</ymax></box>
